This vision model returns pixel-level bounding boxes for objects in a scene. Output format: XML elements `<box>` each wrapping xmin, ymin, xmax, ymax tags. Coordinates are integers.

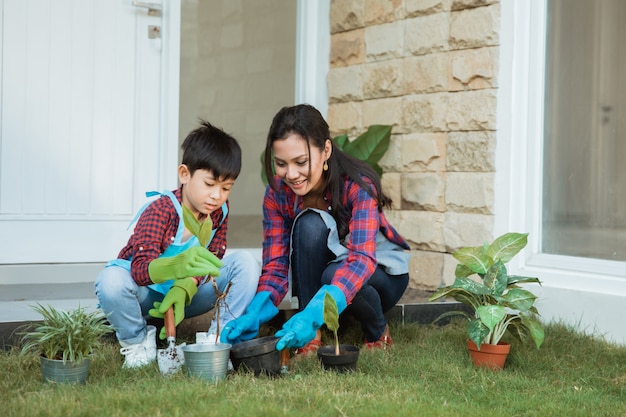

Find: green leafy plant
<box><xmin>20</xmin><ymin>304</ymin><xmax>112</xmax><ymax>363</ymax></box>
<box><xmin>181</xmin><ymin>204</ymin><xmax>231</xmax><ymax>341</ymax></box>
<box><xmin>429</xmin><ymin>232</ymin><xmax>545</xmax><ymax>350</ymax></box>
<box><xmin>261</xmin><ymin>125</ymin><xmax>392</xmax><ymax>185</ymax></box>
<box><xmin>323</xmin><ymin>291</ymin><xmax>341</xmax><ymax>355</ymax></box>
<box><xmin>182</xmin><ymin>204</ymin><xmax>213</xmax><ymax>247</ymax></box>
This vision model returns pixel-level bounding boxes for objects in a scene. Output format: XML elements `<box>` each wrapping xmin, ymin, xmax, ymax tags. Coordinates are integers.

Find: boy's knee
<box><xmin>231</xmin><ymin>250</ymin><xmax>260</xmax><ymax>274</ymax></box>
<box><xmin>95</xmin><ymin>266</ymin><xmax>134</xmax><ymax>297</ymax></box>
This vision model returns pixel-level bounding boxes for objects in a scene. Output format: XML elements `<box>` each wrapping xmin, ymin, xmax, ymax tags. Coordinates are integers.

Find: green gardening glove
<box><xmin>148</xmin><ymin>246</ymin><xmax>222</xmax><ymax>284</ymax></box>
<box><xmin>148</xmin><ymin>277</ymin><xmax>198</xmax><ymax>339</ymax></box>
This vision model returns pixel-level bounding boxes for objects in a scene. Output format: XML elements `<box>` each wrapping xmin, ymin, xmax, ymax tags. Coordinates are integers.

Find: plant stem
<box><xmin>211</xmin><ymin>279</ymin><xmax>232</xmax><ymax>343</ymax></box>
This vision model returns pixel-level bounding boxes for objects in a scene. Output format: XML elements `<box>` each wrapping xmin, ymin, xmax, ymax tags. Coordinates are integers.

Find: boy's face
<box><xmin>178</xmin><ymin>166</ymin><xmax>234</xmax><ymax>218</ymax></box>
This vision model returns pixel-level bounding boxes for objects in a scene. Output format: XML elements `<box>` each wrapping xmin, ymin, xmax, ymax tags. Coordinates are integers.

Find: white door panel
<box><xmin>0</xmin><ymin>0</ymin><xmax>174</xmax><ymax>268</ymax></box>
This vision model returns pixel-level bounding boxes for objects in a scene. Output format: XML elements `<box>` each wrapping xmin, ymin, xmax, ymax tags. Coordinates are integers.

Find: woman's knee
<box><xmin>292</xmin><ymin>211</ymin><xmax>329</xmax><ymax>250</ymax></box>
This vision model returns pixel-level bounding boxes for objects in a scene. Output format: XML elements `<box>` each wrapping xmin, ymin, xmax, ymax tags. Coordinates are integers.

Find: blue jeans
<box><xmin>291</xmin><ymin>211</ymin><xmax>409</xmax><ymax>342</ymax></box>
<box><xmin>94</xmin><ymin>250</ymin><xmax>259</xmax><ymax>345</ymax></box>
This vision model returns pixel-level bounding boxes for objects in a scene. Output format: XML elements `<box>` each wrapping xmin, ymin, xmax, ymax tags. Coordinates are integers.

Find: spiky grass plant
<box><xmin>20</xmin><ymin>304</ymin><xmax>112</xmax><ymax>363</ymax></box>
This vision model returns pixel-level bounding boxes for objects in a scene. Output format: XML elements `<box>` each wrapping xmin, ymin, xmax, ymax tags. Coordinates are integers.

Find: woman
<box><xmin>221</xmin><ymin>104</ymin><xmax>410</xmax><ymax>353</ymax></box>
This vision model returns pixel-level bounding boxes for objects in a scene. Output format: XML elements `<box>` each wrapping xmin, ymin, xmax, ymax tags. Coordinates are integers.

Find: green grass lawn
<box><xmin>3</xmin><ymin>321</ymin><xmax>625</xmax><ymax>417</ymax></box>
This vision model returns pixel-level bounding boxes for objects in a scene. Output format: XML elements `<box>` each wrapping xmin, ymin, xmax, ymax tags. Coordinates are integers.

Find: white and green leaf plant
<box><xmin>429</xmin><ymin>233</ymin><xmax>545</xmax><ymax>350</ymax></box>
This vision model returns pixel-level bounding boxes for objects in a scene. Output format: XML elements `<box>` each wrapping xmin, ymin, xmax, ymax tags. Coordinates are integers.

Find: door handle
<box><xmin>132</xmin><ymin>0</ymin><xmax>161</xmax><ymax>16</ymax></box>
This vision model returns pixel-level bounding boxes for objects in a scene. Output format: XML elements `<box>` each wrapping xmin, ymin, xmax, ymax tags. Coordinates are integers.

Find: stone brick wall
<box><xmin>328</xmin><ymin>0</ymin><xmax>500</xmax><ymax>291</ymax></box>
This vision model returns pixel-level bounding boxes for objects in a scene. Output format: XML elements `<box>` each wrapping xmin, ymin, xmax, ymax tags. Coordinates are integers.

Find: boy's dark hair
<box><xmin>181</xmin><ymin>120</ymin><xmax>242</xmax><ymax>180</ymax></box>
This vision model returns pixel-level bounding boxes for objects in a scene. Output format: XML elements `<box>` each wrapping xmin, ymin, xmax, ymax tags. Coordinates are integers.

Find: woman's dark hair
<box><xmin>264</xmin><ymin>104</ymin><xmax>391</xmax><ymax>237</ymax></box>
<box><xmin>181</xmin><ymin>120</ymin><xmax>241</xmax><ymax>180</ymax></box>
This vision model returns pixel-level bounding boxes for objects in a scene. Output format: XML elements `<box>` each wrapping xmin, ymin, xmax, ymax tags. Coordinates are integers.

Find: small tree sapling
<box><xmin>182</xmin><ymin>205</ymin><xmax>232</xmax><ymax>342</ymax></box>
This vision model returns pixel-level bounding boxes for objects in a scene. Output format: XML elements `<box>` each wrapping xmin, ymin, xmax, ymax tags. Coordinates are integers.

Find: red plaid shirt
<box><xmin>258</xmin><ymin>176</ymin><xmax>409</xmax><ymax>305</ymax></box>
<box><xmin>117</xmin><ymin>186</ymin><xmax>229</xmax><ymax>286</ymax></box>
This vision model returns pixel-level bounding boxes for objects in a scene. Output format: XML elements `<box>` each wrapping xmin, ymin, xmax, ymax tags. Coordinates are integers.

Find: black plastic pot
<box><xmin>230</xmin><ymin>336</ymin><xmax>280</xmax><ymax>376</ymax></box>
<box><xmin>317</xmin><ymin>344</ymin><xmax>360</xmax><ymax>372</ymax></box>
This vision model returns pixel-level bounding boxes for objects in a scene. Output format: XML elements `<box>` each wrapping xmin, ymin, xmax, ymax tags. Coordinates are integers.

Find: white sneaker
<box><xmin>120</xmin><ymin>325</ymin><xmax>157</xmax><ymax>368</ymax></box>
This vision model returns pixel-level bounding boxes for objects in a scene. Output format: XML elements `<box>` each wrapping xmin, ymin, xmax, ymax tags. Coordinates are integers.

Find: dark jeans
<box><xmin>291</xmin><ymin>210</ymin><xmax>409</xmax><ymax>341</ymax></box>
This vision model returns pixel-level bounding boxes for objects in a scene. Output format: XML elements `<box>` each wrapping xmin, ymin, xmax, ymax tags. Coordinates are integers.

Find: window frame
<box><xmin>495</xmin><ymin>0</ymin><xmax>626</xmax><ymax>295</ymax></box>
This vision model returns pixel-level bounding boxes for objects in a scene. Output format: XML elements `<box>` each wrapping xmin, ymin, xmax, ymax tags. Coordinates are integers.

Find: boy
<box><xmin>95</xmin><ymin>121</ymin><xmax>259</xmax><ymax>368</ymax></box>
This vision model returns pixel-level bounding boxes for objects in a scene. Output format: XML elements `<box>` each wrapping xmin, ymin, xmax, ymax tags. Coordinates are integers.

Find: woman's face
<box><xmin>272</xmin><ymin>133</ymin><xmax>331</xmax><ymax>197</ymax></box>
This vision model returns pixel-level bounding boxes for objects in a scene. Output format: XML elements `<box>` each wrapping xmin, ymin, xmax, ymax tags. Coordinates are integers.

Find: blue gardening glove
<box><xmin>148</xmin><ymin>246</ymin><xmax>222</xmax><ymax>284</ymax></box>
<box><xmin>149</xmin><ymin>277</ymin><xmax>198</xmax><ymax>339</ymax></box>
<box><xmin>275</xmin><ymin>285</ymin><xmax>347</xmax><ymax>350</ymax></box>
<box><xmin>220</xmin><ymin>291</ymin><xmax>279</xmax><ymax>344</ymax></box>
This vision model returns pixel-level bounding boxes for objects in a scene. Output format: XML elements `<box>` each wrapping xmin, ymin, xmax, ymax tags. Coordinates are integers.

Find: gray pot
<box><xmin>40</xmin><ymin>356</ymin><xmax>91</xmax><ymax>384</ymax></box>
<box><xmin>182</xmin><ymin>343</ymin><xmax>231</xmax><ymax>382</ymax></box>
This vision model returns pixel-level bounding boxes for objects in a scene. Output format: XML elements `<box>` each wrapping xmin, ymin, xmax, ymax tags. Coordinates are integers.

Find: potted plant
<box><xmin>429</xmin><ymin>232</ymin><xmax>545</xmax><ymax>369</ymax></box>
<box><xmin>20</xmin><ymin>304</ymin><xmax>112</xmax><ymax>384</ymax></box>
<box><xmin>316</xmin><ymin>291</ymin><xmax>360</xmax><ymax>372</ymax></box>
<box><xmin>179</xmin><ymin>207</ymin><xmax>233</xmax><ymax>381</ymax></box>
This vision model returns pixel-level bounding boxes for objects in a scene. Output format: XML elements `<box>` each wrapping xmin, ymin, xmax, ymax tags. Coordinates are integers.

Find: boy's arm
<box><xmin>127</xmin><ymin>198</ymin><xmax>177</xmax><ymax>286</ymax></box>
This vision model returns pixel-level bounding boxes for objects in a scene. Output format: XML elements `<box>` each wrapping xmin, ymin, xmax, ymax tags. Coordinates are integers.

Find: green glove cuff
<box><xmin>148</xmin><ymin>246</ymin><xmax>222</xmax><ymax>284</ymax></box>
<box><xmin>148</xmin><ymin>256</ymin><xmax>179</xmax><ymax>283</ymax></box>
<box><xmin>173</xmin><ymin>277</ymin><xmax>198</xmax><ymax>306</ymax></box>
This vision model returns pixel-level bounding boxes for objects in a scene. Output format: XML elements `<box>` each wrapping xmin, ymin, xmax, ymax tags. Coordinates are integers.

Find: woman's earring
<box><xmin>323</xmin><ymin>161</ymin><xmax>329</xmax><ymax>171</ymax></box>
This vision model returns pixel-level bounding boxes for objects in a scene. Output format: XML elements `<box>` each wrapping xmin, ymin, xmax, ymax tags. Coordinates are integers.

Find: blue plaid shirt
<box><xmin>258</xmin><ymin>176</ymin><xmax>409</xmax><ymax>305</ymax></box>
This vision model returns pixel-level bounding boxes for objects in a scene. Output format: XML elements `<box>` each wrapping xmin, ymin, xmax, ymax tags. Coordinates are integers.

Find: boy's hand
<box><xmin>148</xmin><ymin>278</ymin><xmax>198</xmax><ymax>339</ymax></box>
<box><xmin>148</xmin><ymin>246</ymin><xmax>222</xmax><ymax>284</ymax></box>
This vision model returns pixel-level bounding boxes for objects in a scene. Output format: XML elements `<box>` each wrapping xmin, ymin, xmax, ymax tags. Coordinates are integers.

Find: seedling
<box><xmin>322</xmin><ymin>291</ymin><xmax>340</xmax><ymax>355</ymax></box>
<box><xmin>182</xmin><ymin>204</ymin><xmax>232</xmax><ymax>341</ymax></box>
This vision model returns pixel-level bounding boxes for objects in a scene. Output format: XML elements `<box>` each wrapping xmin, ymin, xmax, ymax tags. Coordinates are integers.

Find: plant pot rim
<box><xmin>467</xmin><ymin>340</ymin><xmax>511</xmax><ymax>351</ymax></box>
<box><xmin>39</xmin><ymin>353</ymin><xmax>93</xmax><ymax>363</ymax></box>
<box><xmin>230</xmin><ymin>336</ymin><xmax>278</xmax><ymax>359</ymax></box>
<box><xmin>317</xmin><ymin>344</ymin><xmax>360</xmax><ymax>356</ymax></box>
<box><xmin>182</xmin><ymin>343</ymin><xmax>232</xmax><ymax>353</ymax></box>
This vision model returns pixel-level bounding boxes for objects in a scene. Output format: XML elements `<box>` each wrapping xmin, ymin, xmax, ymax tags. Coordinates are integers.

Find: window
<box><xmin>498</xmin><ymin>0</ymin><xmax>626</xmax><ymax>343</ymax></box>
<box><xmin>542</xmin><ymin>0</ymin><xmax>626</xmax><ymax>262</ymax></box>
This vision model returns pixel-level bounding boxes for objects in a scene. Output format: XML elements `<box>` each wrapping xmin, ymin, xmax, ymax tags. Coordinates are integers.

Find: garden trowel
<box><xmin>157</xmin><ymin>307</ymin><xmax>185</xmax><ymax>375</ymax></box>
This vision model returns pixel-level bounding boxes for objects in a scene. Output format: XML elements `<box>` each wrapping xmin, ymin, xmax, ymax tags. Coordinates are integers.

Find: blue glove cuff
<box><xmin>247</xmin><ymin>291</ymin><xmax>279</xmax><ymax>324</ymax></box>
<box><xmin>312</xmin><ymin>285</ymin><xmax>347</xmax><ymax>313</ymax></box>
<box><xmin>274</xmin><ymin>285</ymin><xmax>347</xmax><ymax>350</ymax></box>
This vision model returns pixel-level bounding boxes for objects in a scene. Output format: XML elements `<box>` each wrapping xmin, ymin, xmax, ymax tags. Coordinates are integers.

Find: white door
<box><xmin>0</xmin><ymin>0</ymin><xmax>180</xmax><ymax>284</ymax></box>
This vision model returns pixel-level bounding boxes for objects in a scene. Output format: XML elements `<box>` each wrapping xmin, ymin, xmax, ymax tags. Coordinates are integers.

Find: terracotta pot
<box><xmin>467</xmin><ymin>340</ymin><xmax>511</xmax><ymax>370</ymax></box>
<box><xmin>317</xmin><ymin>345</ymin><xmax>360</xmax><ymax>372</ymax></box>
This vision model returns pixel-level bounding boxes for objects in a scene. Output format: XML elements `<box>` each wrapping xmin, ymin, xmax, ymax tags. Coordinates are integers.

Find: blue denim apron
<box><xmin>292</xmin><ymin>208</ymin><xmax>410</xmax><ymax>275</ymax></box>
<box><xmin>105</xmin><ymin>190</ymin><xmax>227</xmax><ymax>294</ymax></box>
